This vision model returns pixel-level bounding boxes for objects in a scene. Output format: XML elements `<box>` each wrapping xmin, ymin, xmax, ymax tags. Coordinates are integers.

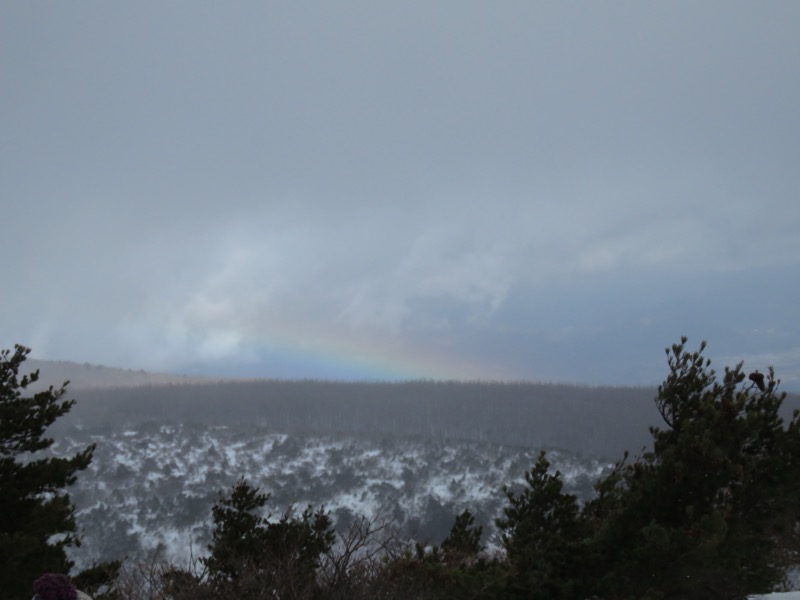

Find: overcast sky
<box><xmin>2</xmin><ymin>2</ymin><xmax>799</xmax><ymax>388</ymax></box>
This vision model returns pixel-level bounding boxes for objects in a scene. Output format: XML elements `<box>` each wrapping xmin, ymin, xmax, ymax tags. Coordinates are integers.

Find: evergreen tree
<box><xmin>497</xmin><ymin>452</ymin><xmax>589</xmax><ymax>600</ymax></box>
<box><xmin>498</xmin><ymin>338</ymin><xmax>800</xmax><ymax>599</ymax></box>
<box><xmin>588</xmin><ymin>338</ymin><xmax>800</xmax><ymax>599</ymax></box>
<box><xmin>441</xmin><ymin>509</ymin><xmax>483</xmax><ymax>565</ymax></box>
<box><xmin>196</xmin><ymin>478</ymin><xmax>334</xmax><ymax>599</ymax></box>
<box><xmin>0</xmin><ymin>345</ymin><xmax>95</xmax><ymax>600</ymax></box>
<box><xmin>202</xmin><ymin>477</ymin><xmax>272</xmax><ymax>584</ymax></box>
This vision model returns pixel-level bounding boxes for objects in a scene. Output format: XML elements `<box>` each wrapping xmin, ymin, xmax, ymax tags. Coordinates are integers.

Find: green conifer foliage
<box><xmin>0</xmin><ymin>345</ymin><xmax>95</xmax><ymax>600</ymax></box>
<box><xmin>202</xmin><ymin>477</ymin><xmax>272</xmax><ymax>584</ymax></box>
<box><xmin>497</xmin><ymin>452</ymin><xmax>589</xmax><ymax>600</ymax></box>
<box><xmin>498</xmin><ymin>338</ymin><xmax>800</xmax><ymax>599</ymax></box>
<box><xmin>441</xmin><ymin>509</ymin><xmax>483</xmax><ymax>565</ymax></box>
<box><xmin>199</xmin><ymin>478</ymin><xmax>335</xmax><ymax>599</ymax></box>
<box><xmin>590</xmin><ymin>338</ymin><xmax>800</xmax><ymax>599</ymax></box>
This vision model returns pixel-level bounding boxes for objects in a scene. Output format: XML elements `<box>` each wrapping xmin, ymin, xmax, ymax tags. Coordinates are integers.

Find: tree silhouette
<box><xmin>498</xmin><ymin>338</ymin><xmax>800</xmax><ymax>599</ymax></box>
<box><xmin>0</xmin><ymin>345</ymin><xmax>95</xmax><ymax>599</ymax></box>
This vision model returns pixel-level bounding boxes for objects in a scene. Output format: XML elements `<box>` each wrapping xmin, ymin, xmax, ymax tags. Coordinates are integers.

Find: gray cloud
<box><xmin>2</xmin><ymin>2</ymin><xmax>799</xmax><ymax>387</ymax></box>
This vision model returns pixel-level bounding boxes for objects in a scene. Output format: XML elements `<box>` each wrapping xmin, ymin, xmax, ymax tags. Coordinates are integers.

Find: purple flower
<box><xmin>33</xmin><ymin>574</ymin><xmax>77</xmax><ymax>600</ymax></box>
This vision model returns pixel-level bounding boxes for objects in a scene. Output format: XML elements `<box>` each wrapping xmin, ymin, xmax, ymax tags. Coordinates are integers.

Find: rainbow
<box><xmin>231</xmin><ymin>321</ymin><xmax>510</xmax><ymax>382</ymax></box>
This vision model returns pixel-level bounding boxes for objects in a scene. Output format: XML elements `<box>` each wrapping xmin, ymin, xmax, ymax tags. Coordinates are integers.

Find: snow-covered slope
<box><xmin>53</xmin><ymin>423</ymin><xmax>608</xmax><ymax>568</ymax></box>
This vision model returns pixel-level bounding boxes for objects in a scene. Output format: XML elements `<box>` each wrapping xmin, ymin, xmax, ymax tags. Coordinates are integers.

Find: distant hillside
<box><xmin>31</xmin><ymin>359</ymin><xmax>800</xmax><ymax>460</ymax></box>
<box><xmin>24</xmin><ymin>358</ymin><xmax>213</xmax><ymax>389</ymax></box>
<box><xmin>58</xmin><ymin>379</ymin><xmax>658</xmax><ymax>459</ymax></box>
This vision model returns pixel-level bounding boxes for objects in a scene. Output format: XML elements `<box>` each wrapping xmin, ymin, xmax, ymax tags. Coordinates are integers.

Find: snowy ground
<box><xmin>54</xmin><ymin>423</ymin><xmax>607</xmax><ymax>567</ymax></box>
<box><xmin>52</xmin><ymin>423</ymin><xmax>800</xmax><ymax>595</ymax></box>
